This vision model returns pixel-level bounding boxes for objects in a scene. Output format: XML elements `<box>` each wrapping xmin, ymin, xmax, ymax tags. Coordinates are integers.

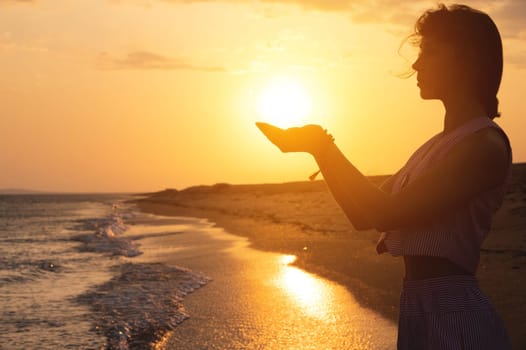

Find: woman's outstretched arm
<box><xmin>256</xmin><ymin>121</ymin><xmax>396</xmax><ymax>231</ymax></box>
<box><xmin>256</xmin><ymin>122</ymin><xmax>509</xmax><ymax>232</ymax></box>
<box><xmin>314</xmin><ymin>127</ymin><xmax>509</xmax><ymax>231</ymax></box>
<box><xmin>319</xmin><ymin>166</ymin><xmax>399</xmax><ymax>231</ymax></box>
<box><xmin>314</xmin><ymin>143</ymin><xmax>396</xmax><ymax>231</ymax></box>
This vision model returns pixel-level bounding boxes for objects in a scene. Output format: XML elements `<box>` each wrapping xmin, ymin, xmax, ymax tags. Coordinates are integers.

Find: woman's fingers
<box><xmin>255</xmin><ymin>121</ymin><xmax>329</xmax><ymax>153</ymax></box>
<box><xmin>255</xmin><ymin>122</ymin><xmax>289</xmax><ymax>152</ymax></box>
<box><xmin>255</xmin><ymin>122</ymin><xmax>283</xmax><ymax>137</ymax></box>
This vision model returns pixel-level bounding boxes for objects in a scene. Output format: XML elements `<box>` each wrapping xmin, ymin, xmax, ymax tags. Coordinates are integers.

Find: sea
<box><xmin>0</xmin><ymin>194</ymin><xmax>209</xmax><ymax>350</ymax></box>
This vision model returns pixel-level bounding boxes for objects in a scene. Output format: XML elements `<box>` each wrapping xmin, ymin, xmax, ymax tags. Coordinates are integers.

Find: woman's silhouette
<box><xmin>257</xmin><ymin>4</ymin><xmax>512</xmax><ymax>349</ymax></box>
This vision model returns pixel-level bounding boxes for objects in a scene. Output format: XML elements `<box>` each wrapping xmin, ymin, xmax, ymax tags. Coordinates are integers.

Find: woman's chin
<box><xmin>419</xmin><ymin>89</ymin><xmax>436</xmax><ymax>100</ymax></box>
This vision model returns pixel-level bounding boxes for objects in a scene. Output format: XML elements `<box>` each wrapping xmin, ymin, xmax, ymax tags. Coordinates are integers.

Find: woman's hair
<box><xmin>411</xmin><ymin>4</ymin><xmax>503</xmax><ymax>119</ymax></box>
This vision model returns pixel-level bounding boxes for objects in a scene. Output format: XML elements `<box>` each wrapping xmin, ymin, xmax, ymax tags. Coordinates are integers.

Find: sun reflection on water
<box><xmin>277</xmin><ymin>255</ymin><xmax>332</xmax><ymax>319</ymax></box>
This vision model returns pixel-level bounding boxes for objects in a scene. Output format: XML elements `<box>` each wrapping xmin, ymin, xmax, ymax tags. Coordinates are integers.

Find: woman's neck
<box><xmin>442</xmin><ymin>97</ymin><xmax>487</xmax><ymax>134</ymax></box>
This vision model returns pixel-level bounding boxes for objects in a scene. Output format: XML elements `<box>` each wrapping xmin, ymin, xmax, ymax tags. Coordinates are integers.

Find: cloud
<box><xmin>506</xmin><ymin>52</ymin><xmax>526</xmax><ymax>69</ymax></box>
<box><xmin>156</xmin><ymin>0</ymin><xmax>526</xmax><ymax>31</ymax></box>
<box><xmin>491</xmin><ymin>1</ymin><xmax>526</xmax><ymax>38</ymax></box>
<box><xmin>96</xmin><ymin>51</ymin><xmax>226</xmax><ymax>72</ymax></box>
<box><xmin>258</xmin><ymin>0</ymin><xmax>349</xmax><ymax>12</ymax></box>
<box><xmin>0</xmin><ymin>0</ymin><xmax>34</xmax><ymax>3</ymax></box>
<box><xmin>0</xmin><ymin>32</ymin><xmax>50</xmax><ymax>53</ymax></box>
<box><xmin>152</xmin><ymin>0</ymin><xmax>438</xmax><ymax>32</ymax></box>
<box><xmin>160</xmin><ymin>0</ymin><xmax>406</xmax><ymax>18</ymax></box>
<box><xmin>159</xmin><ymin>0</ymin><xmax>348</xmax><ymax>11</ymax></box>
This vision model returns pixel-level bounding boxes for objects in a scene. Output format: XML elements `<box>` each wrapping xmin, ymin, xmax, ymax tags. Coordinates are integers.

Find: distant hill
<box><xmin>0</xmin><ymin>188</ymin><xmax>46</xmax><ymax>195</ymax></box>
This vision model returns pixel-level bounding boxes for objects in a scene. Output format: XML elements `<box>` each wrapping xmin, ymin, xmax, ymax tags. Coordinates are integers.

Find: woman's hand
<box><xmin>255</xmin><ymin>122</ymin><xmax>334</xmax><ymax>157</ymax></box>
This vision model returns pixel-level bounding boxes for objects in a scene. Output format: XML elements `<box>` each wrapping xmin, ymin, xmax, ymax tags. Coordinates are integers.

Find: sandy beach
<box><xmin>128</xmin><ymin>214</ymin><xmax>397</xmax><ymax>349</ymax></box>
<box><xmin>135</xmin><ymin>164</ymin><xmax>526</xmax><ymax>349</ymax></box>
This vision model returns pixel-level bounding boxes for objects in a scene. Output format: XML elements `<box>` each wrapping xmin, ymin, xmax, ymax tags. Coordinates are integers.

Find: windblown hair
<box><xmin>412</xmin><ymin>4</ymin><xmax>503</xmax><ymax>118</ymax></box>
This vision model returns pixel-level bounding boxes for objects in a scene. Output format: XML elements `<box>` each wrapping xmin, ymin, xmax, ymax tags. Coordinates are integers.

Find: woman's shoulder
<box><xmin>443</xmin><ymin>124</ymin><xmax>511</xmax><ymax>190</ymax></box>
<box><xmin>461</xmin><ymin>124</ymin><xmax>511</xmax><ymax>165</ymax></box>
<box><xmin>476</xmin><ymin>125</ymin><xmax>510</xmax><ymax>150</ymax></box>
<box><xmin>434</xmin><ymin>117</ymin><xmax>511</xmax><ymax>168</ymax></box>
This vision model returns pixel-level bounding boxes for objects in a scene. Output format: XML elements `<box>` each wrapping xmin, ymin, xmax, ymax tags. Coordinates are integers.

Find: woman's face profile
<box><xmin>412</xmin><ymin>39</ymin><xmax>459</xmax><ymax>101</ymax></box>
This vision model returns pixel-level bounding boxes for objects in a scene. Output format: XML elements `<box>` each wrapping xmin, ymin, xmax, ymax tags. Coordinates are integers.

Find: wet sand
<box><xmin>129</xmin><ymin>214</ymin><xmax>397</xmax><ymax>349</ymax></box>
<box><xmin>135</xmin><ymin>164</ymin><xmax>526</xmax><ymax>349</ymax></box>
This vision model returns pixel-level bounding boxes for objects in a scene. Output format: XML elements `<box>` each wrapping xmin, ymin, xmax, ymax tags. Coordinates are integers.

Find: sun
<box><xmin>256</xmin><ymin>77</ymin><xmax>313</xmax><ymax>129</ymax></box>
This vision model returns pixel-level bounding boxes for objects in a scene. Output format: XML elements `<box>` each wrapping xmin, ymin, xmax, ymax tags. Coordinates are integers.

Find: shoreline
<box><xmin>135</xmin><ymin>171</ymin><xmax>526</xmax><ymax>349</ymax></box>
<box><xmin>136</xmin><ymin>201</ymin><xmax>404</xmax><ymax>321</ymax></box>
<box><xmin>129</xmin><ymin>212</ymin><xmax>397</xmax><ymax>349</ymax></box>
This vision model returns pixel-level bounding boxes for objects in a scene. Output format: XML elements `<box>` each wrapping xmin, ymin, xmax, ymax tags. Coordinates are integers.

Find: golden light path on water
<box><xmin>130</xmin><ymin>213</ymin><xmax>398</xmax><ymax>349</ymax></box>
<box><xmin>278</xmin><ymin>254</ymin><xmax>332</xmax><ymax>320</ymax></box>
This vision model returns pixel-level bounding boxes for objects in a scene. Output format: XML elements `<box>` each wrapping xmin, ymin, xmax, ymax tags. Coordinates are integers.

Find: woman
<box><xmin>257</xmin><ymin>4</ymin><xmax>512</xmax><ymax>349</ymax></box>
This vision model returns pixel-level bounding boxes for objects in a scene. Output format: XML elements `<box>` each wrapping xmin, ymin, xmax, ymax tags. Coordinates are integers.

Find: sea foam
<box><xmin>72</xmin><ymin>203</ymin><xmax>211</xmax><ymax>349</ymax></box>
<box><xmin>73</xmin><ymin>208</ymin><xmax>142</xmax><ymax>257</ymax></box>
<box><xmin>77</xmin><ymin>261</ymin><xmax>210</xmax><ymax>349</ymax></box>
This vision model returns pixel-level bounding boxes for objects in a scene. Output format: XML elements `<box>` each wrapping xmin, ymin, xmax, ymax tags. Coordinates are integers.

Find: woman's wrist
<box><xmin>311</xmin><ymin>132</ymin><xmax>335</xmax><ymax>162</ymax></box>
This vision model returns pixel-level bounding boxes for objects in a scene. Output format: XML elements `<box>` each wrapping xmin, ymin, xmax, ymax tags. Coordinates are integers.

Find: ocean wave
<box><xmin>76</xmin><ymin>262</ymin><xmax>211</xmax><ymax>350</ymax></box>
<box><xmin>69</xmin><ymin>202</ymin><xmax>213</xmax><ymax>349</ymax></box>
<box><xmin>72</xmin><ymin>207</ymin><xmax>142</xmax><ymax>257</ymax></box>
<box><xmin>0</xmin><ymin>256</ymin><xmax>64</xmax><ymax>284</ymax></box>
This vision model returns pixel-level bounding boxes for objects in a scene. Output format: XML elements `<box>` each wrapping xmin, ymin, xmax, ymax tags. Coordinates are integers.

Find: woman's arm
<box><xmin>314</xmin><ymin>127</ymin><xmax>509</xmax><ymax>231</ymax></box>
<box><xmin>320</xmin><ymin>167</ymin><xmax>372</xmax><ymax>230</ymax></box>
<box><xmin>321</xmin><ymin>169</ymin><xmax>399</xmax><ymax>231</ymax></box>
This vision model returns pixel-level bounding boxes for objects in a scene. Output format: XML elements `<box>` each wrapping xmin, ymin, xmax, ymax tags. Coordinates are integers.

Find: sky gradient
<box><xmin>2</xmin><ymin>0</ymin><xmax>525</xmax><ymax>192</ymax></box>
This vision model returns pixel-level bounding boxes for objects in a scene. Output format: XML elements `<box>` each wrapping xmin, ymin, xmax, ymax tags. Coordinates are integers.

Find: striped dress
<box><xmin>377</xmin><ymin>117</ymin><xmax>512</xmax><ymax>349</ymax></box>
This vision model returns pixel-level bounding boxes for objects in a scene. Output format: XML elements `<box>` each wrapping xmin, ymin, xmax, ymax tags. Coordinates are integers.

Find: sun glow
<box><xmin>256</xmin><ymin>77</ymin><xmax>313</xmax><ymax>129</ymax></box>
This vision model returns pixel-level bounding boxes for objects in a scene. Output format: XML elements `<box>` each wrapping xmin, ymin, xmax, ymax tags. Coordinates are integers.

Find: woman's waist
<box><xmin>403</xmin><ymin>255</ymin><xmax>472</xmax><ymax>281</ymax></box>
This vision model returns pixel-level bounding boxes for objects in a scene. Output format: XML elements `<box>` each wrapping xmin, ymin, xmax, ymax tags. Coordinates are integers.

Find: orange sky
<box><xmin>1</xmin><ymin>0</ymin><xmax>525</xmax><ymax>192</ymax></box>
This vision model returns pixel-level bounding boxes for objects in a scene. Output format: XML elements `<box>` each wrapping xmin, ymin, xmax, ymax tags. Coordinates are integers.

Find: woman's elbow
<box><xmin>371</xmin><ymin>212</ymin><xmax>401</xmax><ymax>232</ymax></box>
<box><xmin>351</xmin><ymin>218</ymin><xmax>394</xmax><ymax>232</ymax></box>
<box><xmin>374</xmin><ymin>221</ymin><xmax>395</xmax><ymax>232</ymax></box>
<box><xmin>341</xmin><ymin>211</ymin><xmax>374</xmax><ymax>231</ymax></box>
